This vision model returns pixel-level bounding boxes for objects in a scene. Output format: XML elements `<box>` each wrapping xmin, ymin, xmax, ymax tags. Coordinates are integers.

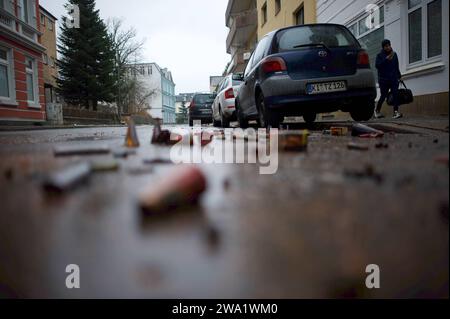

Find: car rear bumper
<box><xmin>221</xmin><ymin>99</ymin><xmax>236</xmax><ymax>119</ymax></box>
<box><xmin>261</xmin><ymin>69</ymin><xmax>377</xmax><ymax>114</ymax></box>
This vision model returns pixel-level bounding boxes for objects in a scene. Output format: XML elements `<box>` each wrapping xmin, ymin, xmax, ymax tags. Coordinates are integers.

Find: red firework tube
<box><xmin>139</xmin><ymin>165</ymin><xmax>207</xmax><ymax>215</ymax></box>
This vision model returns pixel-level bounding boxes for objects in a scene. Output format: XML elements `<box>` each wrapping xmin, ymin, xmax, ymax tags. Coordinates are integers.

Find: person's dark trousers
<box><xmin>376</xmin><ymin>80</ymin><xmax>400</xmax><ymax>113</ymax></box>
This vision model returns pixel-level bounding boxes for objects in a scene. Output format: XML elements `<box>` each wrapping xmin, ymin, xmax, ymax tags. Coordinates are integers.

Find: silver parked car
<box><xmin>212</xmin><ymin>73</ymin><xmax>244</xmax><ymax>128</ymax></box>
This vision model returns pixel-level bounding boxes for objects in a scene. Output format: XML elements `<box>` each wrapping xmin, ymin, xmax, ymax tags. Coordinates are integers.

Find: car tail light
<box><xmin>357</xmin><ymin>50</ymin><xmax>370</xmax><ymax>67</ymax></box>
<box><xmin>261</xmin><ymin>57</ymin><xmax>287</xmax><ymax>74</ymax></box>
<box><xmin>224</xmin><ymin>88</ymin><xmax>235</xmax><ymax>100</ymax></box>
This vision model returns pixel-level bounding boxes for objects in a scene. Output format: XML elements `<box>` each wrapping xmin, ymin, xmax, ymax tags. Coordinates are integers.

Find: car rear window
<box><xmin>275</xmin><ymin>25</ymin><xmax>360</xmax><ymax>52</ymax></box>
<box><xmin>232</xmin><ymin>80</ymin><xmax>243</xmax><ymax>86</ymax></box>
<box><xmin>194</xmin><ymin>94</ymin><xmax>215</xmax><ymax>104</ymax></box>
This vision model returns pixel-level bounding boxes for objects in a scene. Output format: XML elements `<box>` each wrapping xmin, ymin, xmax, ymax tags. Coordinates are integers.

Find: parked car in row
<box><xmin>212</xmin><ymin>73</ymin><xmax>244</xmax><ymax>128</ymax></box>
<box><xmin>235</xmin><ymin>23</ymin><xmax>377</xmax><ymax>128</ymax></box>
<box><xmin>188</xmin><ymin>93</ymin><xmax>216</xmax><ymax>126</ymax></box>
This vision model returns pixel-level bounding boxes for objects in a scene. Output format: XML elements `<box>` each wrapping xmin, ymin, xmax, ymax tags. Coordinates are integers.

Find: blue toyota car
<box><xmin>235</xmin><ymin>24</ymin><xmax>377</xmax><ymax>128</ymax></box>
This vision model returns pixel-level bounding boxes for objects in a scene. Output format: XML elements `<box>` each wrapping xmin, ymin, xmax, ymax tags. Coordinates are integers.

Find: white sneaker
<box><xmin>374</xmin><ymin>111</ymin><xmax>385</xmax><ymax>119</ymax></box>
<box><xmin>393</xmin><ymin>111</ymin><xmax>403</xmax><ymax>119</ymax></box>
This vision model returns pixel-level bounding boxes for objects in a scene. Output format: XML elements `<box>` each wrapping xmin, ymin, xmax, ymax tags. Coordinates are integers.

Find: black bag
<box><xmin>387</xmin><ymin>80</ymin><xmax>414</xmax><ymax>106</ymax></box>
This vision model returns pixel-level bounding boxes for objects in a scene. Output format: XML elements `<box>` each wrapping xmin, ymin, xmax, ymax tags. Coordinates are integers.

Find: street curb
<box><xmin>0</xmin><ymin>125</ymin><xmax>127</xmax><ymax>132</ymax></box>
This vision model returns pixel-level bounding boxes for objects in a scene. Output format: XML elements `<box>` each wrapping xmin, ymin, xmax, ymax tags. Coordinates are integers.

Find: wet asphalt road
<box><xmin>0</xmin><ymin>121</ymin><xmax>448</xmax><ymax>298</ymax></box>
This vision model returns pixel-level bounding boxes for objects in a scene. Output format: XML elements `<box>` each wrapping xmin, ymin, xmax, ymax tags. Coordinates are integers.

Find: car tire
<box><xmin>257</xmin><ymin>92</ymin><xmax>281</xmax><ymax>129</ymax></box>
<box><xmin>350</xmin><ymin>99</ymin><xmax>375</xmax><ymax>122</ymax></box>
<box><xmin>236</xmin><ymin>100</ymin><xmax>249</xmax><ymax>129</ymax></box>
<box><xmin>220</xmin><ymin>107</ymin><xmax>230</xmax><ymax>128</ymax></box>
<box><xmin>213</xmin><ymin>119</ymin><xmax>221</xmax><ymax>127</ymax></box>
<box><xmin>189</xmin><ymin>119</ymin><xmax>194</xmax><ymax>127</ymax></box>
<box><xmin>303</xmin><ymin>113</ymin><xmax>317</xmax><ymax>124</ymax></box>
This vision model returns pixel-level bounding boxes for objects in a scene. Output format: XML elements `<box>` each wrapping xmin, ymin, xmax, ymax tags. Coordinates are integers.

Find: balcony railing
<box><xmin>226</xmin><ymin>8</ymin><xmax>257</xmax><ymax>53</ymax></box>
<box><xmin>0</xmin><ymin>9</ymin><xmax>14</xmax><ymax>31</ymax></box>
<box><xmin>0</xmin><ymin>7</ymin><xmax>42</xmax><ymax>46</ymax></box>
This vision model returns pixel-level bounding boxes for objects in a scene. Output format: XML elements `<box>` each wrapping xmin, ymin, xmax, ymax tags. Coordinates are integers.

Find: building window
<box><xmin>18</xmin><ymin>0</ymin><xmax>37</xmax><ymax>28</ymax></box>
<box><xmin>40</xmin><ymin>13</ymin><xmax>45</xmax><ymax>26</ymax></box>
<box><xmin>408</xmin><ymin>0</ymin><xmax>442</xmax><ymax>65</ymax></box>
<box><xmin>408</xmin><ymin>2</ymin><xmax>422</xmax><ymax>63</ymax></box>
<box><xmin>295</xmin><ymin>6</ymin><xmax>304</xmax><ymax>25</ymax></box>
<box><xmin>1</xmin><ymin>0</ymin><xmax>13</xmax><ymax>13</ymax></box>
<box><xmin>48</xmin><ymin>20</ymin><xmax>53</xmax><ymax>31</ymax></box>
<box><xmin>348</xmin><ymin>23</ymin><xmax>357</xmax><ymax>37</ymax></box>
<box><xmin>261</xmin><ymin>2</ymin><xmax>267</xmax><ymax>26</ymax></box>
<box><xmin>25</xmin><ymin>57</ymin><xmax>37</xmax><ymax>104</ymax></box>
<box><xmin>0</xmin><ymin>47</ymin><xmax>11</xmax><ymax>98</ymax></box>
<box><xmin>43</xmin><ymin>53</ymin><xmax>48</xmax><ymax>65</ymax></box>
<box><xmin>427</xmin><ymin>0</ymin><xmax>442</xmax><ymax>58</ymax></box>
<box><xmin>275</xmin><ymin>0</ymin><xmax>281</xmax><ymax>15</ymax></box>
<box><xmin>346</xmin><ymin>6</ymin><xmax>385</xmax><ymax>77</ymax></box>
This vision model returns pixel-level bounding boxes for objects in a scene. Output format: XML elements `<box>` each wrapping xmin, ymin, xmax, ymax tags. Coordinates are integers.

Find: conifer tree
<box><xmin>57</xmin><ymin>0</ymin><xmax>115</xmax><ymax>110</ymax></box>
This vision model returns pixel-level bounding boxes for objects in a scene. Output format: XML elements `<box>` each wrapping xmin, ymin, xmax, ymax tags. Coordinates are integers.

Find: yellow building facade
<box><xmin>39</xmin><ymin>6</ymin><xmax>58</xmax><ymax>104</ymax></box>
<box><xmin>257</xmin><ymin>0</ymin><xmax>316</xmax><ymax>39</ymax></box>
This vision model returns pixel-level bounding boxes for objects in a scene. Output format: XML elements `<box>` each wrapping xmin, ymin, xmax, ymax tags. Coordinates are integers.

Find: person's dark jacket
<box><xmin>375</xmin><ymin>50</ymin><xmax>402</xmax><ymax>83</ymax></box>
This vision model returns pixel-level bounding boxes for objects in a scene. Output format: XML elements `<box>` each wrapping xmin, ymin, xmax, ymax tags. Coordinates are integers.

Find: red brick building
<box><xmin>0</xmin><ymin>0</ymin><xmax>47</xmax><ymax>122</ymax></box>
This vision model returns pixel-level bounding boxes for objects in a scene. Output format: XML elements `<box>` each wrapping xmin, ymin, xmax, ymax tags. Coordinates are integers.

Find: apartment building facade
<box><xmin>225</xmin><ymin>0</ymin><xmax>258</xmax><ymax>74</ymax></box>
<box><xmin>39</xmin><ymin>5</ymin><xmax>57</xmax><ymax>105</ymax></box>
<box><xmin>257</xmin><ymin>0</ymin><xmax>317</xmax><ymax>39</ymax></box>
<box><xmin>0</xmin><ymin>0</ymin><xmax>47</xmax><ymax>122</ymax></box>
<box><xmin>225</xmin><ymin>1</ymin><xmax>317</xmax><ymax>76</ymax></box>
<box><xmin>317</xmin><ymin>0</ymin><xmax>448</xmax><ymax>116</ymax></box>
<box><xmin>127</xmin><ymin>62</ymin><xmax>176</xmax><ymax>124</ymax></box>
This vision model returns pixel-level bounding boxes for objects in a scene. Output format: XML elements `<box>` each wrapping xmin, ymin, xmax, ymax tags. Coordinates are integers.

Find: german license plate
<box><xmin>306</xmin><ymin>81</ymin><xmax>347</xmax><ymax>95</ymax></box>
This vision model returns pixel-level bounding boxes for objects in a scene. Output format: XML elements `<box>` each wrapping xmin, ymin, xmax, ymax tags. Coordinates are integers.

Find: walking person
<box><xmin>374</xmin><ymin>39</ymin><xmax>403</xmax><ymax>119</ymax></box>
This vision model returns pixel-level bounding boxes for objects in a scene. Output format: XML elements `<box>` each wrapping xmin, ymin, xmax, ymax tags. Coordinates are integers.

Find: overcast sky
<box><xmin>40</xmin><ymin>0</ymin><xmax>231</xmax><ymax>94</ymax></box>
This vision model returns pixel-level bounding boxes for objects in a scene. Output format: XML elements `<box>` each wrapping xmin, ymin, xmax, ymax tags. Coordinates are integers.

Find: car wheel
<box><xmin>213</xmin><ymin>118</ymin><xmax>221</xmax><ymax>127</ymax></box>
<box><xmin>303</xmin><ymin>113</ymin><xmax>317</xmax><ymax>124</ymax></box>
<box><xmin>189</xmin><ymin>119</ymin><xmax>194</xmax><ymax>127</ymax></box>
<box><xmin>257</xmin><ymin>92</ymin><xmax>281</xmax><ymax>129</ymax></box>
<box><xmin>220</xmin><ymin>107</ymin><xmax>230</xmax><ymax>128</ymax></box>
<box><xmin>236</xmin><ymin>100</ymin><xmax>249</xmax><ymax>129</ymax></box>
<box><xmin>350</xmin><ymin>99</ymin><xmax>375</xmax><ymax>122</ymax></box>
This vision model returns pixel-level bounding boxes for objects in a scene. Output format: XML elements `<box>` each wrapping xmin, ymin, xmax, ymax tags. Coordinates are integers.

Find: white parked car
<box><xmin>212</xmin><ymin>73</ymin><xmax>244</xmax><ymax>128</ymax></box>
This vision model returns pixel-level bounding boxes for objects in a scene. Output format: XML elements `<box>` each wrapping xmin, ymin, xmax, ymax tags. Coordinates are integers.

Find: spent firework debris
<box><xmin>139</xmin><ymin>165</ymin><xmax>207</xmax><ymax>215</ymax></box>
<box><xmin>90</xmin><ymin>160</ymin><xmax>120</xmax><ymax>172</ymax></box>
<box><xmin>279</xmin><ymin>130</ymin><xmax>308</xmax><ymax>152</ymax></box>
<box><xmin>330</xmin><ymin>127</ymin><xmax>349</xmax><ymax>136</ymax></box>
<box><xmin>54</xmin><ymin>144</ymin><xmax>110</xmax><ymax>156</ymax></box>
<box><xmin>124</xmin><ymin>118</ymin><xmax>140</xmax><ymax>148</ymax></box>
<box><xmin>352</xmin><ymin>123</ymin><xmax>384</xmax><ymax>138</ymax></box>
<box><xmin>43</xmin><ymin>162</ymin><xmax>92</xmax><ymax>192</ymax></box>
<box><xmin>347</xmin><ymin>142</ymin><xmax>370</xmax><ymax>151</ymax></box>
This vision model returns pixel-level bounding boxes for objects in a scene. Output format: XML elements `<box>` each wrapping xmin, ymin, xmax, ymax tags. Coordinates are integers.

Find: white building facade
<box><xmin>128</xmin><ymin>62</ymin><xmax>176</xmax><ymax>124</ymax></box>
<box><xmin>317</xmin><ymin>0</ymin><xmax>449</xmax><ymax>116</ymax></box>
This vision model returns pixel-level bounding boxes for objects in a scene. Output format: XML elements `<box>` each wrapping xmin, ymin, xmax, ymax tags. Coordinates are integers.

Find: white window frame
<box><xmin>405</xmin><ymin>0</ymin><xmax>443</xmax><ymax>69</ymax></box>
<box><xmin>0</xmin><ymin>46</ymin><xmax>17</xmax><ymax>105</ymax></box>
<box><xmin>25</xmin><ymin>56</ymin><xmax>40</xmax><ymax>108</ymax></box>
<box><xmin>346</xmin><ymin>4</ymin><xmax>385</xmax><ymax>41</ymax></box>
